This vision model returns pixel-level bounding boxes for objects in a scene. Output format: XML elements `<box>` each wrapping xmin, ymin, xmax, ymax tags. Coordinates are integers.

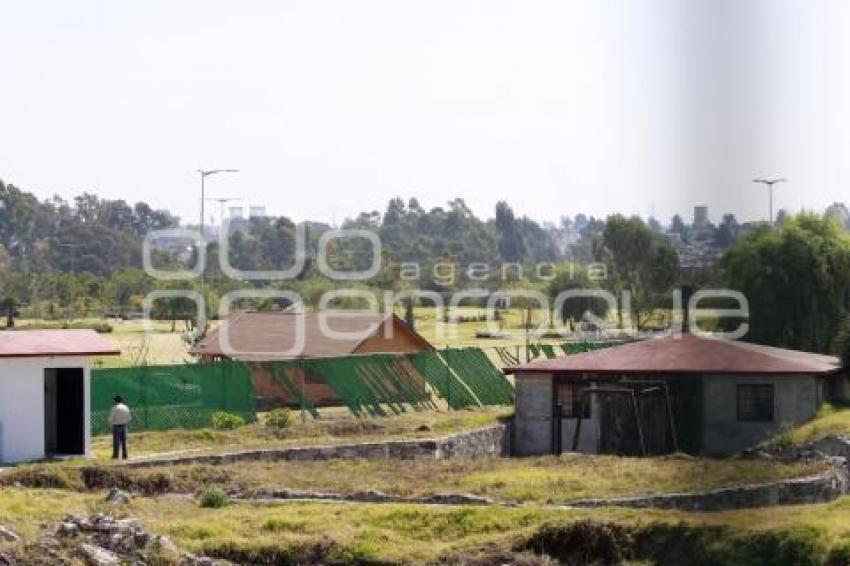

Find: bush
<box><xmin>211</xmin><ymin>411</ymin><xmax>246</xmax><ymax>430</ymax></box>
<box><xmin>265</xmin><ymin>408</ymin><xmax>292</xmax><ymax>430</ymax></box>
<box><xmin>197</xmin><ymin>486</ymin><xmax>230</xmax><ymax>508</ymax></box>
<box><xmin>765</xmin><ymin>425</ymin><xmax>795</xmax><ymax>453</ymax></box>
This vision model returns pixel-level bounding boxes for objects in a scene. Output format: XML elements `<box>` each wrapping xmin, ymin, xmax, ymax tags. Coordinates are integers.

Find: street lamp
<box><xmin>197</xmin><ymin>169</ymin><xmax>239</xmax><ymax>299</ymax></box>
<box><xmin>752</xmin><ymin>178</ymin><xmax>786</xmax><ymax>226</ymax></box>
<box><xmin>205</xmin><ymin>197</ymin><xmax>239</xmax><ymax>231</ymax></box>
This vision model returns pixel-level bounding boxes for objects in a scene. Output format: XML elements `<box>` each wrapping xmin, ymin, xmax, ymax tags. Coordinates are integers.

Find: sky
<box><xmin>1</xmin><ymin>1</ymin><xmax>849</xmax><ymax>227</ymax></box>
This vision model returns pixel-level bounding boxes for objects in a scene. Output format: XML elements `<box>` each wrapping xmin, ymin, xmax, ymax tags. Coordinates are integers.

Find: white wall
<box><xmin>0</xmin><ymin>356</ymin><xmax>90</xmax><ymax>463</ymax></box>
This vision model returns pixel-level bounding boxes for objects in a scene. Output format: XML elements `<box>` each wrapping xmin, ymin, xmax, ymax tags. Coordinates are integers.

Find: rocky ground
<box><xmin>0</xmin><ymin>489</ymin><xmax>225</xmax><ymax>565</ymax></box>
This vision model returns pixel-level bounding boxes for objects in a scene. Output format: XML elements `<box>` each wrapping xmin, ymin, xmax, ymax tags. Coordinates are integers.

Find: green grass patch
<box><xmin>787</xmin><ymin>403</ymin><xmax>850</xmax><ymax>445</ymax></box>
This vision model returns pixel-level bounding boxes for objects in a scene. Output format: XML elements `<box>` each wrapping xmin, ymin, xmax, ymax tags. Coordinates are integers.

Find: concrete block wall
<box><xmin>702</xmin><ymin>374</ymin><xmax>820</xmax><ymax>456</ymax></box>
<box><xmin>512</xmin><ymin>373</ymin><xmax>553</xmax><ymax>456</ymax></box>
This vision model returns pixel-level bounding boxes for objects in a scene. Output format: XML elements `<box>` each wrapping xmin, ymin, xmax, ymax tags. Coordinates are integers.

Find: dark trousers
<box><xmin>112</xmin><ymin>425</ymin><xmax>128</xmax><ymax>459</ymax></box>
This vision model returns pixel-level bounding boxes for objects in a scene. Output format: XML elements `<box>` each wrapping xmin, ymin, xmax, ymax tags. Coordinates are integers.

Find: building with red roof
<box><xmin>0</xmin><ymin>329</ymin><xmax>120</xmax><ymax>463</ymax></box>
<box><xmin>506</xmin><ymin>333</ymin><xmax>844</xmax><ymax>457</ymax></box>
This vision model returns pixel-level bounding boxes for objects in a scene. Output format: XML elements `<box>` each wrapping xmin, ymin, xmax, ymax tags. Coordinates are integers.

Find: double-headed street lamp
<box><xmin>752</xmin><ymin>177</ymin><xmax>786</xmax><ymax>226</ymax></box>
<box><xmin>197</xmin><ymin>169</ymin><xmax>239</xmax><ymax>299</ymax></box>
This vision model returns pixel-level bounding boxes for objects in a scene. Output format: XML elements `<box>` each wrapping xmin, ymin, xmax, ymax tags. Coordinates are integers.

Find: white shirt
<box><xmin>108</xmin><ymin>403</ymin><xmax>131</xmax><ymax>426</ymax></box>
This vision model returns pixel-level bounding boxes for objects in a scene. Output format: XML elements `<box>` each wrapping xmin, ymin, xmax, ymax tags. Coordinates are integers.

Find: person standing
<box><xmin>108</xmin><ymin>395</ymin><xmax>131</xmax><ymax>459</ymax></box>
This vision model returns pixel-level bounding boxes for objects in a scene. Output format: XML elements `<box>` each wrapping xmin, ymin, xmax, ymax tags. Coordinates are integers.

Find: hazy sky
<box><xmin>2</xmin><ymin>1</ymin><xmax>849</xmax><ymax>227</ymax></box>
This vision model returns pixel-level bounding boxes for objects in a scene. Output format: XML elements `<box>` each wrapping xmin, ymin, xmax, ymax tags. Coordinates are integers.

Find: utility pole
<box><xmin>753</xmin><ymin>178</ymin><xmax>786</xmax><ymax>226</ymax></box>
<box><xmin>206</xmin><ymin>197</ymin><xmax>238</xmax><ymax>232</ymax></box>
<box><xmin>197</xmin><ymin>169</ymin><xmax>239</xmax><ymax>301</ymax></box>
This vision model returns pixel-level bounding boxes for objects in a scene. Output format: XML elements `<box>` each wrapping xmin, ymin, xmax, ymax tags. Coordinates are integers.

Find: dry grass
<box><xmin>89</xmin><ymin>406</ymin><xmax>511</xmax><ymax>460</ymax></box>
<box><xmin>787</xmin><ymin>403</ymin><xmax>850</xmax><ymax>445</ymax></box>
<box><xmin>149</xmin><ymin>453</ymin><xmax>827</xmax><ymax>504</ymax></box>
<box><xmin>8</xmin><ymin>451</ymin><xmax>826</xmax><ymax>507</ymax></box>
<box><xmin>0</xmin><ymin>485</ymin><xmax>848</xmax><ymax>563</ymax></box>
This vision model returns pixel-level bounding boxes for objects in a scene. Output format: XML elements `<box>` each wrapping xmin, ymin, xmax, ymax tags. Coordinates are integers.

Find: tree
<box><xmin>723</xmin><ymin>213</ymin><xmax>850</xmax><ymax>352</ymax></box>
<box><xmin>546</xmin><ymin>264</ymin><xmax>609</xmax><ymax>330</ymax></box>
<box><xmin>0</xmin><ymin>296</ymin><xmax>16</xmax><ymax>328</ymax></box>
<box><xmin>495</xmin><ymin>201</ymin><xmax>525</xmax><ymax>262</ymax></box>
<box><xmin>826</xmin><ymin>202</ymin><xmax>850</xmax><ymax>230</ymax></box>
<box><xmin>594</xmin><ymin>215</ymin><xmax>679</xmax><ymax>329</ymax></box>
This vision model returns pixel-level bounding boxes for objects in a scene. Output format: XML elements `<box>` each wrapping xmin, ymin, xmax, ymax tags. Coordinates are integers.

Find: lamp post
<box><xmin>197</xmin><ymin>169</ymin><xmax>239</xmax><ymax>300</ymax></box>
<box><xmin>205</xmin><ymin>197</ymin><xmax>239</xmax><ymax>233</ymax></box>
<box><xmin>752</xmin><ymin>178</ymin><xmax>786</xmax><ymax>226</ymax></box>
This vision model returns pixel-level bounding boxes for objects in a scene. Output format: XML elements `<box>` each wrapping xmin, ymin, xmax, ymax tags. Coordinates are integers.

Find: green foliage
<box><xmin>546</xmin><ymin>263</ymin><xmax>609</xmax><ymax>324</ymax></box>
<box><xmin>211</xmin><ymin>411</ymin><xmax>247</xmax><ymax>431</ymax></box>
<box><xmin>594</xmin><ymin>215</ymin><xmax>679</xmax><ymax>328</ymax></box>
<box><xmin>265</xmin><ymin>408</ymin><xmax>293</xmax><ymax>430</ymax></box>
<box><xmin>524</xmin><ymin>521</ymin><xmax>828</xmax><ymax>566</ymax></box>
<box><xmin>765</xmin><ymin>425</ymin><xmax>795</xmax><ymax>453</ymax></box>
<box><xmin>197</xmin><ymin>486</ymin><xmax>230</xmax><ymax>508</ymax></box>
<box><xmin>723</xmin><ymin>213</ymin><xmax>850</xmax><ymax>352</ymax></box>
<box><xmin>832</xmin><ymin>314</ymin><xmax>850</xmax><ymax>368</ymax></box>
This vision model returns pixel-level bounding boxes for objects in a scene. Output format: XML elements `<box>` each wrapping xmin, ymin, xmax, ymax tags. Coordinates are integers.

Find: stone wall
<box><xmin>124</xmin><ymin>423</ymin><xmax>510</xmax><ymax>468</ymax></box>
<box><xmin>564</xmin><ymin>459</ymin><xmax>849</xmax><ymax>512</ymax></box>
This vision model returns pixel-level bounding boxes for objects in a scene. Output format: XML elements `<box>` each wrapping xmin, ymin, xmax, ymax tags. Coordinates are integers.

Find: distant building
<box><xmin>249</xmin><ymin>206</ymin><xmax>266</xmax><ymax>218</ymax></box>
<box><xmin>228</xmin><ymin>206</ymin><xmax>244</xmax><ymax>220</ymax></box>
<box><xmin>693</xmin><ymin>205</ymin><xmax>709</xmax><ymax>230</ymax></box>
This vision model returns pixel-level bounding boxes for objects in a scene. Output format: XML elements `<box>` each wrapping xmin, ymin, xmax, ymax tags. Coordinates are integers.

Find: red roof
<box><xmin>193</xmin><ymin>311</ymin><xmax>431</xmax><ymax>361</ymax></box>
<box><xmin>0</xmin><ymin>330</ymin><xmax>121</xmax><ymax>358</ymax></box>
<box><xmin>507</xmin><ymin>333</ymin><xmax>841</xmax><ymax>376</ymax></box>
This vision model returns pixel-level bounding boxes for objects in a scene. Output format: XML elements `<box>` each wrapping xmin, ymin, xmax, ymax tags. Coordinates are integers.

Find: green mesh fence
<box><xmin>91</xmin><ymin>362</ymin><xmax>257</xmax><ymax>435</ymax></box>
<box><xmin>439</xmin><ymin>347</ymin><xmax>514</xmax><ymax>406</ymax></box>
<box><xmin>407</xmin><ymin>351</ymin><xmax>479</xmax><ymax>409</ymax></box>
<box><xmin>560</xmin><ymin>341</ymin><xmax>617</xmax><ymax>355</ymax></box>
<box><xmin>305</xmin><ymin>354</ymin><xmax>435</xmax><ymax>416</ymax></box>
<box><xmin>261</xmin><ymin>361</ymin><xmax>321</xmax><ymax>418</ymax></box>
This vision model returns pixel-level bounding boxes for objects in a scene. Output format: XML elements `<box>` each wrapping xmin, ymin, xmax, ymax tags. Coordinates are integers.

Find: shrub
<box><xmin>211</xmin><ymin>411</ymin><xmax>246</xmax><ymax>430</ymax></box>
<box><xmin>522</xmin><ymin>520</ymin><xmax>632</xmax><ymax>565</ymax></box>
<box><xmin>265</xmin><ymin>408</ymin><xmax>292</xmax><ymax>430</ymax></box>
<box><xmin>197</xmin><ymin>486</ymin><xmax>230</xmax><ymax>508</ymax></box>
<box><xmin>765</xmin><ymin>425</ymin><xmax>795</xmax><ymax>453</ymax></box>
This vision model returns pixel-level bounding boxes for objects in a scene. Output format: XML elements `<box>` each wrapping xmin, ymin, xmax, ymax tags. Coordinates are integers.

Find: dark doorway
<box><xmin>44</xmin><ymin>368</ymin><xmax>85</xmax><ymax>455</ymax></box>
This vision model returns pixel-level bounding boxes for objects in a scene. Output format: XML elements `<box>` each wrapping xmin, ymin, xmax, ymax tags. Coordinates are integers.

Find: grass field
<box><xmin>89</xmin><ymin>407</ymin><xmax>510</xmax><ymax>459</ymax></box>
<box><xmin>15</xmin><ymin>305</ymin><xmax>598</xmax><ymax>367</ymax></box>
<box><xmin>0</xmin><ymin>487</ymin><xmax>849</xmax><ymax>563</ymax></box>
<box><xmin>63</xmin><ymin>453</ymin><xmax>828</xmax><ymax>505</ymax></box>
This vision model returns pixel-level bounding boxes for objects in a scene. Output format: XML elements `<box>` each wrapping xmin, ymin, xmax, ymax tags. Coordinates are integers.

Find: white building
<box><xmin>0</xmin><ymin>330</ymin><xmax>119</xmax><ymax>463</ymax></box>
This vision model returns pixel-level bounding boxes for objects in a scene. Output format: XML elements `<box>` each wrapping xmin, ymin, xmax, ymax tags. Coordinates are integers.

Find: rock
<box><xmin>78</xmin><ymin>543</ymin><xmax>120</xmax><ymax>566</ymax></box>
<box><xmin>0</xmin><ymin>525</ymin><xmax>20</xmax><ymax>543</ymax></box>
<box><xmin>416</xmin><ymin>424</ymin><xmax>432</xmax><ymax>432</ymax></box>
<box><xmin>57</xmin><ymin>522</ymin><xmax>79</xmax><ymax>538</ymax></box>
<box><xmin>423</xmin><ymin>493</ymin><xmax>492</xmax><ymax>505</ymax></box>
<box><xmin>181</xmin><ymin>553</ymin><xmax>216</xmax><ymax>565</ymax></box>
<box><xmin>105</xmin><ymin>488</ymin><xmax>132</xmax><ymax>505</ymax></box>
<box><xmin>349</xmin><ymin>489</ymin><xmax>391</xmax><ymax>502</ymax></box>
